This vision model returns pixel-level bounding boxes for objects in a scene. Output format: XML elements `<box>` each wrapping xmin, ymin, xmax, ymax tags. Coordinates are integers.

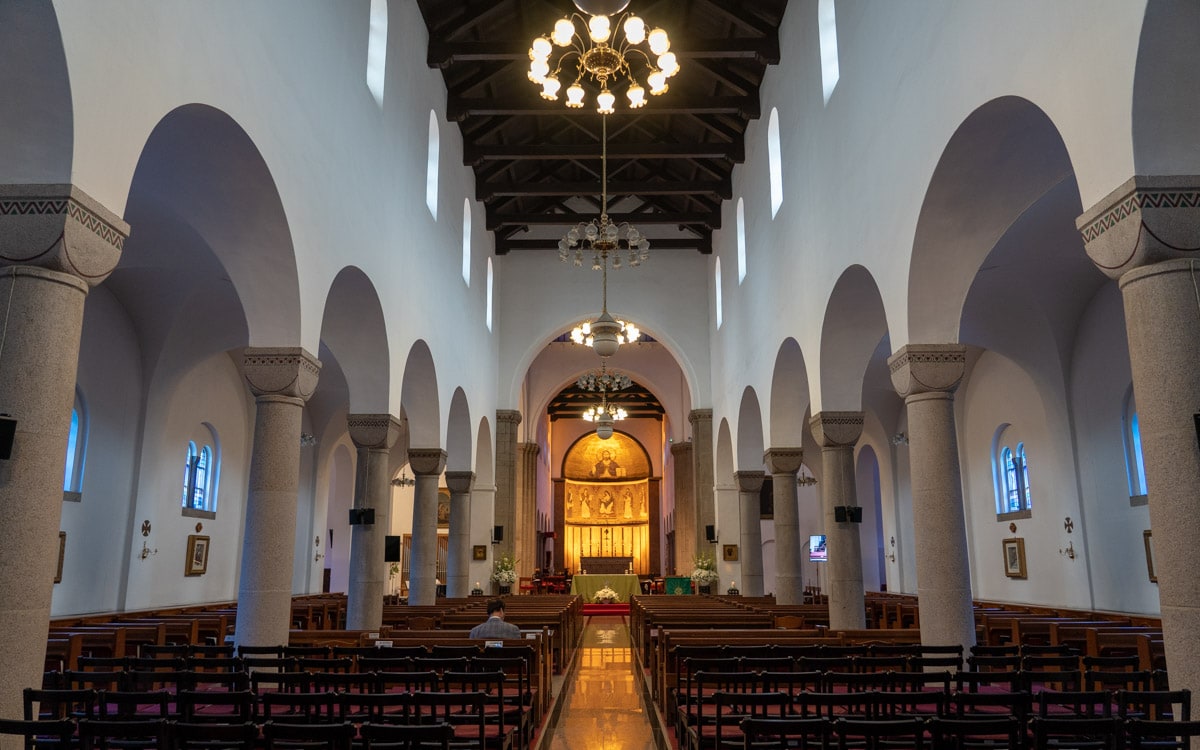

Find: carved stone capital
<box><xmin>810</xmin><ymin>412</ymin><xmax>864</xmax><ymax>448</ymax></box>
<box><xmin>519</xmin><ymin>442</ymin><xmax>540</xmax><ymax>458</ymax></box>
<box><xmin>689</xmin><ymin>409</ymin><xmax>713</xmax><ymax>427</ymax></box>
<box><xmin>671</xmin><ymin>442</ymin><xmax>693</xmax><ymax>459</ymax></box>
<box><xmin>888</xmin><ymin>344</ymin><xmax>966</xmax><ymax>398</ymax></box>
<box><xmin>444</xmin><ymin>471</ymin><xmax>475</xmax><ymax>495</ymax></box>
<box><xmin>347</xmin><ymin>413</ymin><xmax>401</xmax><ymax>450</ymax></box>
<box><xmin>764</xmin><ymin>447</ymin><xmax>804</xmax><ymax>475</ymax></box>
<box><xmin>733</xmin><ymin>470</ymin><xmax>765</xmax><ymax>493</ymax></box>
<box><xmin>408</xmin><ymin>448</ymin><xmax>447</xmax><ymax>476</ymax></box>
<box><xmin>1076</xmin><ymin>176</ymin><xmax>1200</xmax><ymax>280</ymax></box>
<box><xmin>496</xmin><ymin>410</ymin><xmax>523</xmax><ymax>426</ymax></box>
<box><xmin>0</xmin><ymin>184</ymin><xmax>129</xmax><ymax>286</ymax></box>
<box><xmin>242</xmin><ymin>348</ymin><xmax>321</xmax><ymax>401</ymax></box>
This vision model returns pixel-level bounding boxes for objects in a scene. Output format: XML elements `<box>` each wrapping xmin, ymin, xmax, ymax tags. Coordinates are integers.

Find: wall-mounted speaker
<box><xmin>0</xmin><ymin>415</ymin><xmax>15</xmax><ymax>461</ymax></box>
<box><xmin>834</xmin><ymin>506</ymin><xmax>848</xmax><ymax>523</ymax></box>
<box><xmin>492</xmin><ymin>525</ymin><xmax>504</xmax><ymax>543</ymax></box>
<box><xmin>348</xmin><ymin>508</ymin><xmax>375</xmax><ymax>525</ymax></box>
<box><xmin>705</xmin><ymin>524</ymin><xmax>716</xmax><ymax>543</ymax></box>
<box><xmin>848</xmin><ymin>506</ymin><xmax>863</xmax><ymax>523</ymax></box>
<box><xmin>384</xmin><ymin>535</ymin><xmax>401</xmax><ymax>562</ymax></box>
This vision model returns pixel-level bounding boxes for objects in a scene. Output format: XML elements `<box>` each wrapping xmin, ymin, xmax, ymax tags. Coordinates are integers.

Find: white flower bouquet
<box><xmin>593</xmin><ymin>586</ymin><xmax>620</xmax><ymax>604</ymax></box>
<box><xmin>690</xmin><ymin>554</ymin><xmax>720</xmax><ymax>584</ymax></box>
<box><xmin>491</xmin><ymin>555</ymin><xmax>518</xmax><ymax>585</ymax></box>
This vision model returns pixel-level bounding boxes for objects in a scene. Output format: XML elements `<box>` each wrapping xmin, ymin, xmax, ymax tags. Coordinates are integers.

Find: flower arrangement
<box><xmin>690</xmin><ymin>554</ymin><xmax>720</xmax><ymax>584</ymax></box>
<box><xmin>592</xmin><ymin>586</ymin><xmax>620</xmax><ymax>604</ymax></box>
<box><xmin>491</xmin><ymin>555</ymin><xmax>518</xmax><ymax>586</ymax></box>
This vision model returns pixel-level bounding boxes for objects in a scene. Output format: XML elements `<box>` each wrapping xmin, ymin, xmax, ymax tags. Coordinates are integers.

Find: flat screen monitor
<box><xmin>809</xmin><ymin>534</ymin><xmax>827</xmax><ymax>562</ymax></box>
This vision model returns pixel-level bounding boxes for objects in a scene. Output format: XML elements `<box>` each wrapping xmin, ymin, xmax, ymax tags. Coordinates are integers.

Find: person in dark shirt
<box><xmin>469</xmin><ymin>599</ymin><xmax>522</xmax><ymax>639</ymax></box>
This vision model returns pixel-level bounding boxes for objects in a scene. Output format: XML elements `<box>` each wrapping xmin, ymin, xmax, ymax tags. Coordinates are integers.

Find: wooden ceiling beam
<box><xmin>496</xmin><ymin>235</ymin><xmax>712</xmax><ymax>255</ymax></box>
<box><xmin>463</xmin><ymin>141</ymin><xmax>743</xmax><ymax>165</ymax></box>
<box><xmin>477</xmin><ymin>179</ymin><xmax>730</xmax><ymax>201</ymax></box>
<box><xmin>448</xmin><ymin>94</ymin><xmax>759</xmax><ymax>120</ymax></box>
<box><xmin>487</xmin><ymin>209</ymin><xmax>721</xmax><ymax>231</ymax></box>
<box><xmin>428</xmin><ymin>38</ymin><xmax>780</xmax><ymax>67</ymax></box>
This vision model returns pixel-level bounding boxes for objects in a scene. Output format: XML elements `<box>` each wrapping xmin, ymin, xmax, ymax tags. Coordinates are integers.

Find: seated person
<box><xmin>468</xmin><ymin>598</ymin><xmax>522</xmax><ymax>639</ymax></box>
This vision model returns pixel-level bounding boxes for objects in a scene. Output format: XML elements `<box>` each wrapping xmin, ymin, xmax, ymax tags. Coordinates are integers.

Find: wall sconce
<box><xmin>300</xmin><ymin>433</ymin><xmax>317</xmax><ymax>447</ymax></box>
<box><xmin>390</xmin><ymin>471</ymin><xmax>416</xmax><ymax>487</ymax></box>
<box><xmin>887</xmin><ymin>535</ymin><xmax>897</xmax><ymax>563</ymax></box>
<box><xmin>1060</xmin><ymin>541</ymin><xmax>1076</xmax><ymax>560</ymax></box>
<box><xmin>139</xmin><ymin>541</ymin><xmax>158</xmax><ymax>560</ymax></box>
<box><xmin>891</xmin><ymin>433</ymin><xmax>909</xmax><ymax>446</ymax></box>
<box><xmin>314</xmin><ymin>536</ymin><xmax>324</xmax><ymax>563</ymax></box>
<box><xmin>797</xmin><ymin>468</ymin><xmax>818</xmax><ymax>487</ymax></box>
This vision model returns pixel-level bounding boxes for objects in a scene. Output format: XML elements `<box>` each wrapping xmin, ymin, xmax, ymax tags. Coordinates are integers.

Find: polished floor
<box><xmin>545</xmin><ymin>615</ymin><xmax>659</xmax><ymax>750</ymax></box>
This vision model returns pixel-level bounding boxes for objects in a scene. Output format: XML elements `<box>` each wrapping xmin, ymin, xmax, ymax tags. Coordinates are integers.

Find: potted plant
<box><xmin>491</xmin><ymin>555</ymin><xmax>518</xmax><ymax>595</ymax></box>
<box><xmin>593</xmin><ymin>585</ymin><xmax>620</xmax><ymax>604</ymax></box>
<box><xmin>690</xmin><ymin>554</ymin><xmax>719</xmax><ymax>594</ymax></box>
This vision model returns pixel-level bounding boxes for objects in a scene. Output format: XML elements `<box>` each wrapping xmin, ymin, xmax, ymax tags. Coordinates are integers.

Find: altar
<box><xmin>579</xmin><ymin>556</ymin><xmax>632</xmax><ymax>575</ymax></box>
<box><xmin>570</xmin><ymin>573</ymin><xmax>640</xmax><ymax>602</ymax></box>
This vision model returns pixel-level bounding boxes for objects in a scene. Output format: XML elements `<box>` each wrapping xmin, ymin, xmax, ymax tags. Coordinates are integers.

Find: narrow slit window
<box><xmin>715</xmin><ymin>257</ymin><xmax>724</xmax><ymax>329</ymax></box>
<box><xmin>736</xmin><ymin>198</ymin><xmax>747</xmax><ymax>284</ymax></box>
<box><xmin>768</xmin><ymin>108</ymin><xmax>783</xmax><ymax>217</ymax></box>
<box><xmin>426</xmin><ymin>110</ymin><xmax>440</xmax><ymax>220</ymax></box>
<box><xmin>818</xmin><ymin>0</ymin><xmax>840</xmax><ymax>105</ymax></box>
<box><xmin>366</xmin><ymin>0</ymin><xmax>387</xmax><ymax>106</ymax></box>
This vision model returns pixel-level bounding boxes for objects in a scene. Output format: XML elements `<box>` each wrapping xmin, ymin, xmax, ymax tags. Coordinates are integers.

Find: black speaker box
<box><xmin>348</xmin><ymin>508</ymin><xmax>376</xmax><ymax>525</ymax></box>
<box><xmin>705</xmin><ymin>524</ymin><xmax>716</xmax><ymax>543</ymax></box>
<box><xmin>848</xmin><ymin>506</ymin><xmax>863</xmax><ymax>523</ymax></box>
<box><xmin>492</xmin><ymin>525</ymin><xmax>504</xmax><ymax>543</ymax></box>
<box><xmin>384</xmin><ymin>535</ymin><xmax>401</xmax><ymax>562</ymax></box>
<box><xmin>0</xmin><ymin>415</ymin><xmax>15</xmax><ymax>461</ymax></box>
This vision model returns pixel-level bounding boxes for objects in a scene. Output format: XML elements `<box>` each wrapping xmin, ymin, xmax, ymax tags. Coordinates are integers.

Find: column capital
<box><xmin>519</xmin><ymin>442</ymin><xmax>540</xmax><ymax>457</ymax></box>
<box><xmin>764</xmin><ymin>447</ymin><xmax>804</xmax><ymax>475</ymax></box>
<box><xmin>810</xmin><ymin>412</ymin><xmax>864</xmax><ymax>448</ymax></box>
<box><xmin>242</xmin><ymin>348</ymin><xmax>321</xmax><ymax>401</ymax></box>
<box><xmin>671</xmin><ymin>442</ymin><xmax>693</xmax><ymax>459</ymax></box>
<box><xmin>444</xmin><ymin>471</ymin><xmax>475</xmax><ymax>494</ymax></box>
<box><xmin>408</xmin><ymin>448</ymin><xmax>447</xmax><ymax>476</ymax></box>
<box><xmin>888</xmin><ymin>344</ymin><xmax>966</xmax><ymax>398</ymax></box>
<box><xmin>1077</xmin><ymin>175</ymin><xmax>1200</xmax><ymax>280</ymax></box>
<box><xmin>0</xmin><ymin>184</ymin><xmax>129</xmax><ymax>286</ymax></box>
<box><xmin>733</xmin><ymin>470</ymin><xmax>765</xmax><ymax>493</ymax></box>
<box><xmin>689</xmin><ymin>409</ymin><xmax>713</xmax><ymax>426</ymax></box>
<box><xmin>347</xmin><ymin>413</ymin><xmax>402</xmax><ymax>450</ymax></box>
<box><xmin>496</xmin><ymin>410</ymin><xmax>523</xmax><ymax>426</ymax></box>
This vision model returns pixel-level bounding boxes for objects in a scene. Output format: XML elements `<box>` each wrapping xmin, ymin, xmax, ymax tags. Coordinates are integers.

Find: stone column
<box><xmin>517</xmin><ymin>442</ymin><xmax>539</xmax><ymax>578</ymax></box>
<box><xmin>671</xmin><ymin>442</ymin><xmax>696</xmax><ymax>576</ymax></box>
<box><xmin>345</xmin><ymin>414</ymin><xmax>401</xmax><ymax>630</ymax></box>
<box><xmin>690</xmin><ymin>410</ymin><xmax>715</xmax><ymax>560</ymax></box>
<box><xmin>494</xmin><ymin>411</ymin><xmax>521</xmax><ymax>562</ymax></box>
<box><xmin>1077</xmin><ymin>176</ymin><xmax>1200</xmax><ymax>702</ymax></box>
<box><xmin>734</xmin><ymin>471</ymin><xmax>765</xmax><ymax>596</ymax></box>
<box><xmin>235</xmin><ymin>348</ymin><xmax>322</xmax><ymax>648</ymax></box>
<box><xmin>406</xmin><ymin>448</ymin><xmax>446</xmax><ymax>606</ymax></box>
<box><xmin>445</xmin><ymin>470</ymin><xmax>474</xmax><ymax>598</ymax></box>
<box><xmin>810</xmin><ymin>413</ymin><xmax>866</xmax><ymax>629</ymax></box>
<box><xmin>888</xmin><ymin>345</ymin><xmax>974</xmax><ymax>651</ymax></box>
<box><xmin>765</xmin><ymin>448</ymin><xmax>804</xmax><ymax>604</ymax></box>
<box><xmin>0</xmin><ymin>185</ymin><xmax>127</xmax><ymax>724</ymax></box>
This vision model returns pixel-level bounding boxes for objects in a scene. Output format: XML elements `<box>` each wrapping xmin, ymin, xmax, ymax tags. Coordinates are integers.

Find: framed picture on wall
<box><xmin>437</xmin><ymin>489</ymin><xmax>451</xmax><ymax>528</ymax></box>
<box><xmin>1143</xmin><ymin>530</ymin><xmax>1157</xmax><ymax>583</ymax></box>
<box><xmin>473</xmin><ymin>545</ymin><xmax>488</xmax><ymax>561</ymax></box>
<box><xmin>723</xmin><ymin>544</ymin><xmax>739</xmax><ymax>562</ymax></box>
<box><xmin>55</xmin><ymin>532</ymin><xmax>66</xmax><ymax>584</ymax></box>
<box><xmin>1002</xmin><ymin>537</ymin><xmax>1026</xmax><ymax>579</ymax></box>
<box><xmin>186</xmin><ymin>534</ymin><xmax>210</xmax><ymax>576</ymax></box>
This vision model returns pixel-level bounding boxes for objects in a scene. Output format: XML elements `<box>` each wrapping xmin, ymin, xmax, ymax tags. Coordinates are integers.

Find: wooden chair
<box><xmin>0</xmin><ymin>718</ymin><xmax>76</xmax><ymax>750</ymax></box>
<box><xmin>172</xmin><ymin>721</ymin><xmax>259</xmax><ymax>750</ymax></box>
<box><xmin>177</xmin><ymin>689</ymin><xmax>257</xmax><ymax>724</ymax></box>
<box><xmin>927</xmin><ymin>716</ymin><xmax>1022</xmax><ymax>750</ymax></box>
<box><xmin>831</xmin><ymin>717</ymin><xmax>928</xmax><ymax>750</ymax></box>
<box><xmin>360</xmin><ymin>722</ymin><xmax>453</xmax><ymax>750</ymax></box>
<box><xmin>1028</xmin><ymin>716</ymin><xmax>1122</xmax><ymax>750</ymax></box>
<box><xmin>690</xmin><ymin>691</ymin><xmax>790</xmax><ymax>750</ymax></box>
<box><xmin>337</xmin><ymin>691</ymin><xmax>409</xmax><ymax>725</ymax></box>
<box><xmin>95</xmin><ymin>689</ymin><xmax>174</xmax><ymax>720</ymax></box>
<box><xmin>1125</xmin><ymin>719</ymin><xmax>1200</xmax><ymax>750</ymax></box>
<box><xmin>407</xmin><ymin>691</ymin><xmax>509</xmax><ymax>750</ymax></box>
<box><xmin>1117</xmin><ymin>688</ymin><xmax>1192</xmax><ymax>721</ymax></box>
<box><xmin>77</xmin><ymin>718</ymin><xmax>169</xmax><ymax>750</ymax></box>
<box><xmin>262</xmin><ymin>721</ymin><xmax>355</xmax><ymax>750</ymax></box>
<box><xmin>738</xmin><ymin>716</ymin><xmax>827</xmax><ymax>750</ymax></box>
<box><xmin>260</xmin><ymin>691</ymin><xmax>342</xmax><ymax>724</ymax></box>
<box><xmin>23</xmin><ymin>687</ymin><xmax>96</xmax><ymax>722</ymax></box>
<box><xmin>1035</xmin><ymin>690</ymin><xmax>1114</xmax><ymax>718</ymax></box>
<box><xmin>517</xmin><ymin>577</ymin><xmax>537</xmax><ymax>595</ymax></box>
<box><xmin>772</xmin><ymin>615</ymin><xmax>806</xmax><ymax>630</ymax></box>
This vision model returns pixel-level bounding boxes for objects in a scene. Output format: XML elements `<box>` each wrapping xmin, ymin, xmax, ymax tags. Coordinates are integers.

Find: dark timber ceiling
<box><xmin>547</xmin><ymin>378</ymin><xmax>665</xmax><ymax>421</ymax></box>
<box><xmin>417</xmin><ymin>0</ymin><xmax>788</xmax><ymax>255</ymax></box>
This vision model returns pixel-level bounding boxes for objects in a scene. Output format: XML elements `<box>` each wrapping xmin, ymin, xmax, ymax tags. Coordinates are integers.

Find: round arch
<box><xmin>735</xmin><ymin>387</ymin><xmax>765</xmax><ymax>471</ymax></box>
<box><xmin>400</xmin><ymin>340</ymin><xmax>441</xmax><ymax>449</ymax></box>
<box><xmin>0</xmin><ymin>0</ymin><xmax>72</xmax><ymax>183</ymax></box>
<box><xmin>319</xmin><ymin>266</ymin><xmax>389</xmax><ymax>414</ymax></box>
<box><xmin>768</xmin><ymin>338</ymin><xmax>811</xmax><ymax>447</ymax></box>
<box><xmin>817</xmin><ymin>265</ymin><xmax>890</xmax><ymax>413</ymax></box>
<box><xmin>446</xmin><ymin>387</ymin><xmax>473</xmax><ymax>472</ymax></box>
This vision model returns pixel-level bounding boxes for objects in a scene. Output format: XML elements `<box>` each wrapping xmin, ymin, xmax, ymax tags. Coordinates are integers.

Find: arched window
<box><xmin>63</xmin><ymin>388</ymin><xmax>87</xmax><ymax>499</ymax></box>
<box><xmin>715</xmin><ymin>257</ymin><xmax>724</xmax><ymax>329</ymax></box>
<box><xmin>182</xmin><ymin>424</ymin><xmax>221</xmax><ymax>514</ymax></box>
<box><xmin>462</xmin><ymin>198</ymin><xmax>472</xmax><ymax>285</ymax></box>
<box><xmin>768</xmin><ymin>108</ymin><xmax>783</xmax><ymax>218</ymax></box>
<box><xmin>366</xmin><ymin>0</ymin><xmax>387</xmax><ymax>106</ymax></box>
<box><xmin>818</xmin><ymin>0</ymin><xmax>840</xmax><ymax>105</ymax></box>
<box><xmin>182</xmin><ymin>441</ymin><xmax>198</xmax><ymax>507</ymax></box>
<box><xmin>1123</xmin><ymin>386</ymin><xmax>1149</xmax><ymax>498</ymax></box>
<box><xmin>485</xmin><ymin>257</ymin><xmax>494</xmax><ymax>332</ymax></box>
<box><xmin>993</xmin><ymin>425</ymin><xmax>1032</xmax><ymax>517</ymax></box>
<box><xmin>736</xmin><ymin>198</ymin><xmax>747</xmax><ymax>283</ymax></box>
<box><xmin>426</xmin><ymin>110</ymin><xmax>440</xmax><ymax>220</ymax></box>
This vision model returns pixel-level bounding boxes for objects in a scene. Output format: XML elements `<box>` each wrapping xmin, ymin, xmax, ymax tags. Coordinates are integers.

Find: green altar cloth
<box><xmin>664</xmin><ymin>576</ymin><xmax>693</xmax><ymax>595</ymax></box>
<box><xmin>570</xmin><ymin>573</ymin><xmax>641</xmax><ymax>602</ymax></box>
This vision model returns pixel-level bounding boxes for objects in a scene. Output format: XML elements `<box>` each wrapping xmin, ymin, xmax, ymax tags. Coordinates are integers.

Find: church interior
<box><xmin>2</xmin><ymin>0</ymin><xmax>1200</xmax><ymax>747</ymax></box>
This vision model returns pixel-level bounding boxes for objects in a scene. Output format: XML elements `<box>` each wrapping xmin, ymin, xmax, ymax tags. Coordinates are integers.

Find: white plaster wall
<box><xmin>53</xmin><ymin>287</ymin><xmax>144</xmax><ymax>615</ymax></box>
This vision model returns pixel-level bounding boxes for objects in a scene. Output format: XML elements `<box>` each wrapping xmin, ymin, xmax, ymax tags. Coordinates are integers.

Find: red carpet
<box><xmin>582</xmin><ymin>603</ymin><xmax>630</xmax><ymax>616</ymax></box>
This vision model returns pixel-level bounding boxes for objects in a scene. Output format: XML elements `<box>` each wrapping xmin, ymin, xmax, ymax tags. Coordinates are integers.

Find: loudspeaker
<box><xmin>348</xmin><ymin>508</ymin><xmax>376</xmax><ymax>525</ymax></box>
<box><xmin>705</xmin><ymin>524</ymin><xmax>716</xmax><ymax>543</ymax></box>
<box><xmin>834</xmin><ymin>506</ymin><xmax>848</xmax><ymax>523</ymax></box>
<box><xmin>848</xmin><ymin>506</ymin><xmax>863</xmax><ymax>523</ymax></box>
<box><xmin>384</xmin><ymin>535</ymin><xmax>401</xmax><ymax>562</ymax></box>
<box><xmin>492</xmin><ymin>525</ymin><xmax>504</xmax><ymax>543</ymax></box>
<box><xmin>0</xmin><ymin>415</ymin><xmax>15</xmax><ymax>461</ymax></box>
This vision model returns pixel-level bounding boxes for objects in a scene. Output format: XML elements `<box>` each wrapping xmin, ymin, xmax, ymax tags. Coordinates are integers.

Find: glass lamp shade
<box><xmin>595</xmin><ymin>413</ymin><xmax>615</xmax><ymax>440</ymax></box>
<box><xmin>623</xmin><ymin>15</ymin><xmax>646</xmax><ymax>44</ymax></box>
<box><xmin>589</xmin><ymin>312</ymin><xmax>622</xmax><ymax>358</ymax></box>
<box><xmin>573</xmin><ymin>0</ymin><xmax>632</xmax><ymax>15</ymax></box>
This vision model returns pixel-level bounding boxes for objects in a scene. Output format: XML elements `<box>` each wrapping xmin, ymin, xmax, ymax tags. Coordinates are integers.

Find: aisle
<box><xmin>544</xmin><ymin>615</ymin><xmax>659</xmax><ymax>750</ymax></box>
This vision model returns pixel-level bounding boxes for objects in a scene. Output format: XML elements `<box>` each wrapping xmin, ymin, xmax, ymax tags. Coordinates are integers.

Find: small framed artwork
<box><xmin>55</xmin><ymin>532</ymin><xmax>66</xmax><ymax>584</ymax></box>
<box><xmin>1143</xmin><ymin>530</ymin><xmax>1157</xmax><ymax>583</ymax></box>
<box><xmin>723</xmin><ymin>544</ymin><xmax>739</xmax><ymax>562</ymax></box>
<box><xmin>1002</xmin><ymin>537</ymin><xmax>1027</xmax><ymax>579</ymax></box>
<box><xmin>437</xmin><ymin>489</ymin><xmax>451</xmax><ymax>528</ymax></box>
<box><xmin>185</xmin><ymin>534</ymin><xmax>210</xmax><ymax>576</ymax></box>
<box><xmin>472</xmin><ymin>544</ymin><xmax>488</xmax><ymax>561</ymax></box>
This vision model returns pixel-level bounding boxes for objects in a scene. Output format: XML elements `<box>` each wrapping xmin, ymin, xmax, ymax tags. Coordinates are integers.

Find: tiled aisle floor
<box><xmin>545</xmin><ymin>615</ymin><xmax>657</xmax><ymax>750</ymax></box>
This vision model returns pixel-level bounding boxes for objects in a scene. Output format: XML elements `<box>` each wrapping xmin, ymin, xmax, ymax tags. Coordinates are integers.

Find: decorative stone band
<box><xmin>764</xmin><ymin>447</ymin><xmax>805</xmax><ymax>475</ymax></box>
<box><xmin>347</xmin><ymin>413</ymin><xmax>402</xmax><ymax>450</ymax></box>
<box><xmin>810</xmin><ymin>412</ymin><xmax>864</xmax><ymax>449</ymax></box>
<box><xmin>496</xmin><ymin>410</ymin><xmax>523</xmax><ymax>426</ymax></box>
<box><xmin>888</xmin><ymin>344</ymin><xmax>967</xmax><ymax>398</ymax></box>
<box><xmin>733</xmin><ymin>470</ymin><xmax>766</xmax><ymax>493</ymax></box>
<box><xmin>242</xmin><ymin>348</ymin><xmax>321</xmax><ymax>401</ymax></box>
<box><xmin>689</xmin><ymin>408</ymin><xmax>714</xmax><ymax>425</ymax></box>
<box><xmin>1076</xmin><ymin>176</ymin><xmax>1200</xmax><ymax>280</ymax></box>
<box><xmin>444</xmin><ymin>471</ymin><xmax>475</xmax><ymax>494</ymax></box>
<box><xmin>0</xmin><ymin>184</ymin><xmax>129</xmax><ymax>286</ymax></box>
<box><xmin>408</xmin><ymin>448</ymin><xmax>447</xmax><ymax>476</ymax></box>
